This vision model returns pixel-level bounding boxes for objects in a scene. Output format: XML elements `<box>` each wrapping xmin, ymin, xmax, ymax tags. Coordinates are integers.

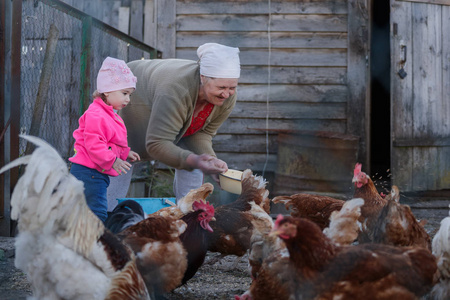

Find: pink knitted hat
<box><xmin>97</xmin><ymin>57</ymin><xmax>137</xmax><ymax>93</ymax></box>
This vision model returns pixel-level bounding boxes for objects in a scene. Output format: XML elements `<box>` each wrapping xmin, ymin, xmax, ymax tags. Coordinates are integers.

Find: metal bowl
<box><xmin>219</xmin><ymin>169</ymin><xmax>243</xmax><ymax>194</ymax></box>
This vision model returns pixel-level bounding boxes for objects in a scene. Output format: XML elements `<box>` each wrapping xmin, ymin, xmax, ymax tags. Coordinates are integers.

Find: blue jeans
<box><xmin>70</xmin><ymin>163</ymin><xmax>110</xmax><ymax>222</ymax></box>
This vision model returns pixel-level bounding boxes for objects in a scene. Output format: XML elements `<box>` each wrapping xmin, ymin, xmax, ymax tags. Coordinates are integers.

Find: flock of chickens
<box><xmin>1</xmin><ymin>135</ymin><xmax>450</xmax><ymax>300</ymax></box>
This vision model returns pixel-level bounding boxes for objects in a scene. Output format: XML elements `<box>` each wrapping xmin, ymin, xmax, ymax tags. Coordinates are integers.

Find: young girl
<box><xmin>69</xmin><ymin>57</ymin><xmax>140</xmax><ymax>222</ymax></box>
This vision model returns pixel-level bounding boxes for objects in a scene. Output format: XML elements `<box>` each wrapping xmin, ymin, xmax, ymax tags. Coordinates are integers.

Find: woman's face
<box><xmin>201</xmin><ymin>77</ymin><xmax>238</xmax><ymax>106</ymax></box>
<box><xmin>104</xmin><ymin>88</ymin><xmax>134</xmax><ymax>111</ymax></box>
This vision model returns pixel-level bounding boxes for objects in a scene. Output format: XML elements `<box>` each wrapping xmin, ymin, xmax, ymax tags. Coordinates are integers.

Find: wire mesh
<box><xmin>19</xmin><ymin>0</ymin><xmax>155</xmax><ymax>159</ymax></box>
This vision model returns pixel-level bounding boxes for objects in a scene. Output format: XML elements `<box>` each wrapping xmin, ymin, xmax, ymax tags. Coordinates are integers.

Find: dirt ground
<box><xmin>0</xmin><ymin>237</ymin><xmax>32</xmax><ymax>300</ymax></box>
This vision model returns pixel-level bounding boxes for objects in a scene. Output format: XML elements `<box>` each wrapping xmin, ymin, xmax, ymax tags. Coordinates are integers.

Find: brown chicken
<box><xmin>117</xmin><ymin>215</ymin><xmax>188</xmax><ymax>297</ymax></box>
<box><xmin>237</xmin><ymin>198</ymin><xmax>365</xmax><ymax>300</ymax></box>
<box><xmin>266</xmin><ymin>215</ymin><xmax>437</xmax><ymax>300</ymax></box>
<box><xmin>272</xmin><ymin>193</ymin><xmax>345</xmax><ymax>230</ymax></box>
<box><xmin>352</xmin><ymin>163</ymin><xmax>388</xmax><ymax>243</ymax></box>
<box><xmin>207</xmin><ymin>169</ymin><xmax>274</xmax><ymax>270</ymax></box>
<box><xmin>117</xmin><ymin>200</ymin><xmax>215</xmax><ymax>297</ymax></box>
<box><xmin>371</xmin><ymin>187</ymin><xmax>431</xmax><ymax>250</ymax></box>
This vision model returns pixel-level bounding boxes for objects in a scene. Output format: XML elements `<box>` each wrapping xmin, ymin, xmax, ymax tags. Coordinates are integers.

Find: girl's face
<box><xmin>104</xmin><ymin>88</ymin><xmax>134</xmax><ymax>111</ymax></box>
<box><xmin>200</xmin><ymin>77</ymin><xmax>238</xmax><ymax>106</ymax></box>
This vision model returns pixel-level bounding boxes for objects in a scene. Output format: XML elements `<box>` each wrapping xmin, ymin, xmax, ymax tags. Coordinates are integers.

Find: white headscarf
<box><xmin>197</xmin><ymin>43</ymin><xmax>240</xmax><ymax>79</ymax></box>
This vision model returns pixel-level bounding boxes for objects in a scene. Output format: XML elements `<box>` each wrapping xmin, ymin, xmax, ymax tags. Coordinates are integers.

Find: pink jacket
<box><xmin>69</xmin><ymin>98</ymin><xmax>131</xmax><ymax>176</ymax></box>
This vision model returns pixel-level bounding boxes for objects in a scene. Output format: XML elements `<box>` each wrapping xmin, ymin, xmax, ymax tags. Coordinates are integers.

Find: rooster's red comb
<box><xmin>274</xmin><ymin>214</ymin><xmax>284</xmax><ymax>228</ymax></box>
<box><xmin>354</xmin><ymin>163</ymin><xmax>362</xmax><ymax>176</ymax></box>
<box><xmin>192</xmin><ymin>200</ymin><xmax>215</xmax><ymax>216</ymax></box>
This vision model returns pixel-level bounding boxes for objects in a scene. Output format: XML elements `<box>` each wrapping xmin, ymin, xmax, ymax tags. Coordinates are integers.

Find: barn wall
<box><xmin>174</xmin><ymin>0</ymin><xmax>352</xmax><ymax>173</ymax></box>
<box><xmin>59</xmin><ymin>0</ymin><xmax>369</xmax><ymax>177</ymax></box>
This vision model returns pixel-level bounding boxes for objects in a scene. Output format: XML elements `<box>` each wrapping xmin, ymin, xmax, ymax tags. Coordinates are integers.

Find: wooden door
<box><xmin>390</xmin><ymin>0</ymin><xmax>450</xmax><ymax>192</ymax></box>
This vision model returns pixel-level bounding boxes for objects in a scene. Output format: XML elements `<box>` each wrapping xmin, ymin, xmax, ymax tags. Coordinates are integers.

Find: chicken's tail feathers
<box><xmin>4</xmin><ymin>135</ymin><xmax>104</xmax><ymax>255</ymax></box>
<box><xmin>271</xmin><ymin>195</ymin><xmax>291</xmax><ymax>205</ymax></box>
<box><xmin>105</xmin><ymin>200</ymin><xmax>146</xmax><ymax>234</ymax></box>
<box><xmin>0</xmin><ymin>155</ymin><xmax>31</xmax><ymax>174</ymax></box>
<box><xmin>106</xmin><ymin>257</ymin><xmax>150</xmax><ymax>300</ymax></box>
<box><xmin>271</xmin><ymin>196</ymin><xmax>298</xmax><ymax>213</ymax></box>
<box><xmin>240</xmin><ymin>169</ymin><xmax>268</xmax><ymax>206</ymax></box>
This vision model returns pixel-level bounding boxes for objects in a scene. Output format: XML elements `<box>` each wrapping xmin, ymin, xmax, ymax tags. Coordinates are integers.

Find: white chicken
<box><xmin>0</xmin><ymin>135</ymin><xmax>150</xmax><ymax>300</ymax></box>
<box><xmin>430</xmin><ymin>209</ymin><xmax>450</xmax><ymax>300</ymax></box>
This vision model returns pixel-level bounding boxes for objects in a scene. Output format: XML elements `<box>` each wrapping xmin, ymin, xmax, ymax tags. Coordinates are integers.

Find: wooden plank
<box><xmin>437</xmin><ymin>147</ymin><xmax>450</xmax><ymax>188</ymax></box>
<box><xmin>156</xmin><ymin>0</ymin><xmax>176</xmax><ymax>58</ymax></box>
<box><xmin>177</xmin><ymin>0</ymin><xmax>348</xmax><ymax>15</ymax></box>
<box><xmin>176</xmin><ymin>32</ymin><xmax>348</xmax><ymax>49</ymax></box>
<box><xmin>391</xmin><ymin>0</ymin><xmax>414</xmax><ymax>190</ymax></box>
<box><xmin>118</xmin><ymin>6</ymin><xmax>130</xmax><ymax>34</ymax></box>
<box><xmin>397</xmin><ymin>0</ymin><xmax>450</xmax><ymax>6</ymax></box>
<box><xmin>102</xmin><ymin>0</ymin><xmax>121</xmax><ymax>28</ymax></box>
<box><xmin>129</xmin><ymin>0</ymin><xmax>144</xmax><ymax>60</ymax></box>
<box><xmin>117</xmin><ymin>6</ymin><xmax>130</xmax><ymax>58</ymax></box>
<box><xmin>216</xmin><ymin>152</ymin><xmax>278</xmax><ymax>172</ymax></box>
<box><xmin>84</xmin><ymin>0</ymin><xmax>102</xmax><ymax>20</ymax></box>
<box><xmin>230</xmin><ymin>102</ymin><xmax>346</xmax><ymax>119</ymax></box>
<box><xmin>213</xmin><ymin>134</ymin><xmax>278</xmax><ymax>153</ymax></box>
<box><xmin>412</xmin><ymin>3</ymin><xmax>442</xmax><ymax>138</ymax></box>
<box><xmin>346</xmin><ymin>0</ymin><xmax>370</xmax><ymax>168</ymax></box>
<box><xmin>0</xmin><ymin>0</ymin><xmax>6</xmax><ymax>225</ymax></box>
<box><xmin>236</xmin><ymin>84</ymin><xmax>348</xmax><ymax>102</ymax></box>
<box><xmin>143</xmin><ymin>0</ymin><xmax>156</xmax><ymax>58</ymax></box>
<box><xmin>69</xmin><ymin>0</ymin><xmax>84</xmax><ymax>12</ymax></box>
<box><xmin>218</xmin><ymin>118</ymin><xmax>347</xmax><ymax>134</ymax></box>
<box><xmin>239</xmin><ymin>66</ymin><xmax>347</xmax><ymax>85</ymax></box>
<box><xmin>413</xmin><ymin>147</ymin><xmax>438</xmax><ymax>190</ymax></box>
<box><xmin>176</xmin><ymin>14</ymin><xmax>347</xmax><ymax>32</ymax></box>
<box><xmin>393</xmin><ymin>137</ymin><xmax>450</xmax><ymax>147</ymax></box>
<box><xmin>443</xmin><ymin>6</ymin><xmax>450</xmax><ymax>134</ymax></box>
<box><xmin>177</xmin><ymin>49</ymin><xmax>347</xmax><ymax>67</ymax></box>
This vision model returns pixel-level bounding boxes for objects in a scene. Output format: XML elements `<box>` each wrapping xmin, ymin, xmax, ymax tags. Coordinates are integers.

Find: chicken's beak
<box><xmin>211</xmin><ymin>216</ymin><xmax>216</xmax><ymax>222</ymax></box>
<box><xmin>269</xmin><ymin>229</ymin><xmax>282</xmax><ymax>238</ymax></box>
<box><xmin>352</xmin><ymin>176</ymin><xmax>357</xmax><ymax>183</ymax></box>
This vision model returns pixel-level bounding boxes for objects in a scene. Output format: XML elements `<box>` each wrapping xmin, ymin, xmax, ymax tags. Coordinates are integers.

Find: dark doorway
<box><xmin>370</xmin><ymin>0</ymin><xmax>391</xmax><ymax>191</ymax></box>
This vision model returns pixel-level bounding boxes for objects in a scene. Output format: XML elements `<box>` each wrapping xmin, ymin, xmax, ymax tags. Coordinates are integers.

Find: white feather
<box><xmin>3</xmin><ymin>135</ymin><xmax>149</xmax><ymax>299</ymax></box>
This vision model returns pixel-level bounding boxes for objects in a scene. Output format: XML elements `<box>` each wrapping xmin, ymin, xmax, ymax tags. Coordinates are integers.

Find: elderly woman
<box><xmin>120</xmin><ymin>43</ymin><xmax>240</xmax><ymax>200</ymax></box>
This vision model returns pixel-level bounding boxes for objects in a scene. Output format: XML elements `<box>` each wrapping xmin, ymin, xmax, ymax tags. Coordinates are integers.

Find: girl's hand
<box><xmin>128</xmin><ymin>150</ymin><xmax>140</xmax><ymax>162</ymax></box>
<box><xmin>113</xmin><ymin>157</ymin><xmax>131</xmax><ymax>175</ymax></box>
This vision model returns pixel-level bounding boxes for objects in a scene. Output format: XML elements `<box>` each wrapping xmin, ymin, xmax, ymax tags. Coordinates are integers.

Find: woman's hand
<box><xmin>128</xmin><ymin>150</ymin><xmax>141</xmax><ymax>162</ymax></box>
<box><xmin>113</xmin><ymin>157</ymin><xmax>131</xmax><ymax>175</ymax></box>
<box><xmin>187</xmin><ymin>154</ymin><xmax>228</xmax><ymax>175</ymax></box>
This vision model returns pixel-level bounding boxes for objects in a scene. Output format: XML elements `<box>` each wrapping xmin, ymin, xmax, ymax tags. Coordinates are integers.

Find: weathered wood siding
<box><xmin>391</xmin><ymin>0</ymin><xmax>450</xmax><ymax>191</ymax></box>
<box><xmin>60</xmin><ymin>0</ymin><xmax>369</xmax><ymax>177</ymax></box>
<box><xmin>176</xmin><ymin>0</ymin><xmax>353</xmax><ymax>173</ymax></box>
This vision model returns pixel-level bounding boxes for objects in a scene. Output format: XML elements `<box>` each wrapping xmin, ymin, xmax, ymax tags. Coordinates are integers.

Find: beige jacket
<box><xmin>120</xmin><ymin>59</ymin><xmax>237</xmax><ymax>170</ymax></box>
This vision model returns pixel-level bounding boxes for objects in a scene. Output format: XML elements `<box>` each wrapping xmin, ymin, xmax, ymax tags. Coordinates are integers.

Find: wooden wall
<box><xmin>391</xmin><ymin>0</ymin><xmax>450</xmax><ymax>191</ymax></box>
<box><xmin>60</xmin><ymin>0</ymin><xmax>369</xmax><ymax>180</ymax></box>
<box><xmin>175</xmin><ymin>0</ymin><xmax>351</xmax><ymax>173</ymax></box>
